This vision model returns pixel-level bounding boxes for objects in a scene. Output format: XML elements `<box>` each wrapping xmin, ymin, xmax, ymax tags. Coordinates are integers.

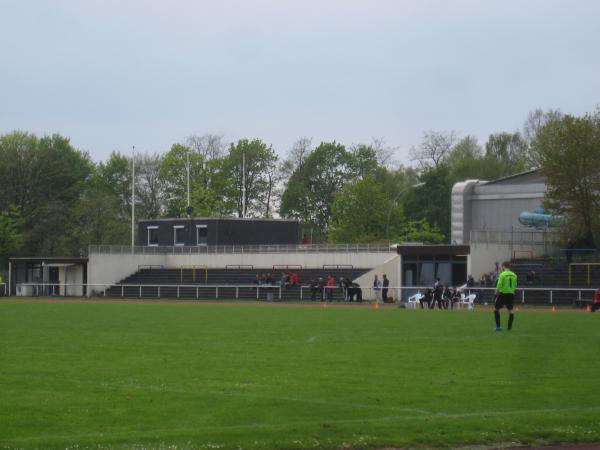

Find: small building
<box><xmin>137</xmin><ymin>217</ymin><xmax>300</xmax><ymax>247</ymax></box>
<box><xmin>8</xmin><ymin>257</ymin><xmax>88</xmax><ymax>297</ymax></box>
<box><xmin>397</xmin><ymin>245</ymin><xmax>470</xmax><ymax>288</ymax></box>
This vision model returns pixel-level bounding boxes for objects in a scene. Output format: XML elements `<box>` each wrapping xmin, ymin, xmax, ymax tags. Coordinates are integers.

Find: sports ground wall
<box><xmin>87</xmin><ymin>251</ymin><xmax>396</xmax><ymax>295</ymax></box>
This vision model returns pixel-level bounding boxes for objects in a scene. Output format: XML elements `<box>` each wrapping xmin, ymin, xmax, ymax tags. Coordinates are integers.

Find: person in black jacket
<box><xmin>381</xmin><ymin>274</ymin><xmax>389</xmax><ymax>303</ymax></box>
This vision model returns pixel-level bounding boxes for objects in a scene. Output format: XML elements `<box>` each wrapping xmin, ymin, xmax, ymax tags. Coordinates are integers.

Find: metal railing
<box><xmin>89</xmin><ymin>243</ymin><xmax>397</xmax><ymax>255</ymax></box>
<box><xmin>10</xmin><ymin>283</ymin><xmax>598</xmax><ymax>307</ymax></box>
<box><xmin>0</xmin><ymin>283</ymin><xmax>6</xmax><ymax>296</ymax></box>
<box><xmin>470</xmin><ymin>230</ymin><xmax>560</xmax><ymax>245</ymax></box>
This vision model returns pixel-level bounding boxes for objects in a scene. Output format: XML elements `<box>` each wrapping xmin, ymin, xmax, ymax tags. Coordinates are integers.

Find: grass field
<box><xmin>0</xmin><ymin>299</ymin><xmax>599</xmax><ymax>450</ymax></box>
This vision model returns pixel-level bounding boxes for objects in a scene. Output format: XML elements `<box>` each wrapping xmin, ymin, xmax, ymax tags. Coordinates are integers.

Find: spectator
<box><xmin>338</xmin><ymin>277</ymin><xmax>346</xmax><ymax>298</ymax></box>
<box><xmin>433</xmin><ymin>280</ymin><xmax>444</xmax><ymax>309</ymax></box>
<box><xmin>450</xmin><ymin>288</ymin><xmax>461</xmax><ymax>309</ymax></box>
<box><xmin>442</xmin><ymin>285</ymin><xmax>453</xmax><ymax>309</ymax></box>
<box><xmin>381</xmin><ymin>274</ymin><xmax>389</xmax><ymax>303</ymax></box>
<box><xmin>348</xmin><ymin>282</ymin><xmax>362</xmax><ymax>302</ymax></box>
<box><xmin>265</xmin><ymin>273</ymin><xmax>274</xmax><ymax>301</ymax></box>
<box><xmin>373</xmin><ymin>275</ymin><xmax>381</xmax><ymax>302</ymax></box>
<box><xmin>310</xmin><ymin>278</ymin><xmax>319</xmax><ymax>301</ymax></box>
<box><xmin>467</xmin><ymin>275</ymin><xmax>475</xmax><ymax>288</ymax></box>
<box><xmin>526</xmin><ymin>270</ymin><xmax>536</xmax><ymax>285</ymax></box>
<box><xmin>326</xmin><ymin>275</ymin><xmax>335</xmax><ymax>301</ymax></box>
<box><xmin>481</xmin><ymin>273</ymin><xmax>489</xmax><ymax>287</ymax></box>
<box><xmin>593</xmin><ymin>288</ymin><xmax>600</xmax><ymax>312</ymax></box>
<box><xmin>420</xmin><ymin>288</ymin><xmax>432</xmax><ymax>309</ymax></box>
<box><xmin>318</xmin><ymin>277</ymin><xmax>325</xmax><ymax>301</ymax></box>
<box><xmin>289</xmin><ymin>272</ymin><xmax>299</xmax><ymax>287</ymax></box>
<box><xmin>253</xmin><ymin>274</ymin><xmax>261</xmax><ymax>285</ymax></box>
<box><xmin>342</xmin><ymin>277</ymin><xmax>352</xmax><ymax>300</ymax></box>
<box><xmin>301</xmin><ymin>233</ymin><xmax>310</xmax><ymax>245</ymax></box>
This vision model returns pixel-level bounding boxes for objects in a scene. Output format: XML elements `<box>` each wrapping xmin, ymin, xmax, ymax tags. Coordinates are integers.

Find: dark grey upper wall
<box><xmin>137</xmin><ymin>218</ymin><xmax>300</xmax><ymax>246</ymax></box>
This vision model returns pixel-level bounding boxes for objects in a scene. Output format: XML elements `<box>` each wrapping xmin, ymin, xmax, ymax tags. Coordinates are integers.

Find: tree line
<box><xmin>1</xmin><ymin>107</ymin><xmax>599</xmax><ymax>266</ymax></box>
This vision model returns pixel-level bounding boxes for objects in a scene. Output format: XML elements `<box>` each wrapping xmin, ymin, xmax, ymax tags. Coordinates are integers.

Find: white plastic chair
<box><xmin>407</xmin><ymin>293</ymin><xmax>423</xmax><ymax>309</ymax></box>
<box><xmin>459</xmin><ymin>293</ymin><xmax>476</xmax><ymax>310</ymax></box>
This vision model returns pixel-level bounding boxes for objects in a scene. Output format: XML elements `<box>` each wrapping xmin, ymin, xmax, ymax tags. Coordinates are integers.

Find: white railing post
<box><xmin>236</xmin><ymin>287</ymin><xmax>239</xmax><ymax>299</ymax></box>
<box><xmin>158</xmin><ymin>286</ymin><xmax>160</xmax><ymax>298</ymax></box>
<box><xmin>550</xmin><ymin>290</ymin><xmax>553</xmax><ymax>305</ymax></box>
<box><xmin>121</xmin><ymin>285</ymin><xmax>124</xmax><ymax>297</ymax></box>
<box><xmin>139</xmin><ymin>286</ymin><xmax>142</xmax><ymax>298</ymax></box>
<box><xmin>216</xmin><ymin>286</ymin><xmax>219</xmax><ymax>299</ymax></box>
<box><xmin>177</xmin><ymin>286</ymin><xmax>180</xmax><ymax>298</ymax></box>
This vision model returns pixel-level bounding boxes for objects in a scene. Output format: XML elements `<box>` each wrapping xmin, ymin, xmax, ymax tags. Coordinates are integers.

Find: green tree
<box><xmin>280</xmin><ymin>142</ymin><xmax>378</xmax><ymax>236</ymax></box>
<box><xmin>395</xmin><ymin>219</ymin><xmax>445</xmax><ymax>244</ymax></box>
<box><xmin>485</xmin><ymin>132</ymin><xmax>528</xmax><ymax>175</ymax></box>
<box><xmin>329</xmin><ymin>178</ymin><xmax>401</xmax><ymax>243</ymax></box>
<box><xmin>95</xmin><ymin>152</ymin><xmax>132</xmax><ymax>216</ymax></box>
<box><xmin>532</xmin><ymin>112</ymin><xmax>600</xmax><ymax>245</ymax></box>
<box><xmin>403</xmin><ymin>164</ymin><xmax>452</xmax><ymax>241</ymax></box>
<box><xmin>0</xmin><ymin>132</ymin><xmax>93</xmax><ymax>256</ymax></box>
<box><xmin>0</xmin><ymin>208</ymin><xmax>23</xmax><ymax>268</ymax></box>
<box><xmin>222</xmin><ymin>139</ymin><xmax>279</xmax><ymax>218</ymax></box>
<box><xmin>159</xmin><ymin>144</ymin><xmax>229</xmax><ymax>217</ymax></box>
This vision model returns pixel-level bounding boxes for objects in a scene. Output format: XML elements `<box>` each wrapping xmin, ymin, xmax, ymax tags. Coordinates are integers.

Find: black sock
<box><xmin>508</xmin><ymin>313</ymin><xmax>514</xmax><ymax>330</ymax></box>
<box><xmin>494</xmin><ymin>310</ymin><xmax>501</xmax><ymax>328</ymax></box>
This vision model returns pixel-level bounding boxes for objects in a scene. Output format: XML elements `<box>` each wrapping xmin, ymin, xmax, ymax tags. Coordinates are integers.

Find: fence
<box><xmin>0</xmin><ymin>283</ymin><xmax>6</xmax><ymax>296</ymax></box>
<box><xmin>469</xmin><ymin>230</ymin><xmax>560</xmax><ymax>246</ymax></box>
<box><xmin>89</xmin><ymin>243</ymin><xmax>397</xmax><ymax>255</ymax></box>
<box><xmin>10</xmin><ymin>283</ymin><xmax>597</xmax><ymax>307</ymax></box>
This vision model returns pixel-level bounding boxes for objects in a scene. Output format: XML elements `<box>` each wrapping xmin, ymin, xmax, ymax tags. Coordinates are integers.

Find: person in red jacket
<box><xmin>593</xmin><ymin>288</ymin><xmax>600</xmax><ymax>312</ymax></box>
<box><xmin>326</xmin><ymin>275</ymin><xmax>335</xmax><ymax>301</ymax></box>
<box><xmin>290</xmin><ymin>272</ymin><xmax>299</xmax><ymax>287</ymax></box>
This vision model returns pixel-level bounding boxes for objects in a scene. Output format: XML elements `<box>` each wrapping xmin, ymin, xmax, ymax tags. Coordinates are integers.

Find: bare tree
<box><xmin>186</xmin><ymin>134</ymin><xmax>226</xmax><ymax>161</ymax></box>
<box><xmin>136</xmin><ymin>153</ymin><xmax>164</xmax><ymax>219</ymax></box>
<box><xmin>409</xmin><ymin>130</ymin><xmax>458</xmax><ymax>168</ymax></box>
<box><xmin>370</xmin><ymin>136</ymin><xmax>398</xmax><ymax>167</ymax></box>
<box><xmin>523</xmin><ymin>108</ymin><xmax>563</xmax><ymax>144</ymax></box>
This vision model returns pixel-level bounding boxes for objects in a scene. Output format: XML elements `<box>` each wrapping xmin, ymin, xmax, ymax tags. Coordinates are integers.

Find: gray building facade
<box><xmin>451</xmin><ymin>170</ymin><xmax>547</xmax><ymax>244</ymax></box>
<box><xmin>137</xmin><ymin>217</ymin><xmax>300</xmax><ymax>247</ymax></box>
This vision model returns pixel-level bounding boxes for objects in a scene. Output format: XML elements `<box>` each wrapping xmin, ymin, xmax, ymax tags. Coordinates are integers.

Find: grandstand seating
<box><xmin>102</xmin><ymin>267</ymin><xmax>370</xmax><ymax>301</ymax></box>
<box><xmin>464</xmin><ymin>258</ymin><xmax>600</xmax><ymax>306</ymax></box>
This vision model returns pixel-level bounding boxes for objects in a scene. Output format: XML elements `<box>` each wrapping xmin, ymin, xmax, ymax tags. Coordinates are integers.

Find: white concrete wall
<box><xmin>87</xmin><ymin>251</ymin><xmax>396</xmax><ymax>296</ymax></box>
<box><xmin>352</xmin><ymin>255</ymin><xmax>401</xmax><ymax>301</ymax></box>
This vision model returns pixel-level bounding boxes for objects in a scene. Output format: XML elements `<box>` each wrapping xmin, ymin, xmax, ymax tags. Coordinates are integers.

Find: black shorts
<box><xmin>495</xmin><ymin>293</ymin><xmax>515</xmax><ymax>311</ymax></box>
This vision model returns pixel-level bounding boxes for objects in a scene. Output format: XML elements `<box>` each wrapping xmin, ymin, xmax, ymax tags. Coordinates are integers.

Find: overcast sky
<box><xmin>1</xmin><ymin>0</ymin><xmax>599</xmax><ymax>164</ymax></box>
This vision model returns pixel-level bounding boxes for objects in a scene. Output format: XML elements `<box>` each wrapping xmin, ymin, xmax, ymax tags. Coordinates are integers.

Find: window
<box><xmin>174</xmin><ymin>225</ymin><xmax>185</xmax><ymax>246</ymax></box>
<box><xmin>147</xmin><ymin>226</ymin><xmax>159</xmax><ymax>246</ymax></box>
<box><xmin>196</xmin><ymin>225</ymin><xmax>208</xmax><ymax>246</ymax></box>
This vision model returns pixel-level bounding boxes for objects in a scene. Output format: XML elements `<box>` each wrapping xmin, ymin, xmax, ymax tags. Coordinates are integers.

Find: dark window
<box><xmin>197</xmin><ymin>225</ymin><xmax>208</xmax><ymax>246</ymax></box>
<box><xmin>174</xmin><ymin>226</ymin><xmax>185</xmax><ymax>246</ymax></box>
<box><xmin>147</xmin><ymin>227</ymin><xmax>159</xmax><ymax>246</ymax></box>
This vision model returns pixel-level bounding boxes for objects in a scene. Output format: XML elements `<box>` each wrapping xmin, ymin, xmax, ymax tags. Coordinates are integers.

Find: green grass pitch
<box><xmin>0</xmin><ymin>300</ymin><xmax>599</xmax><ymax>450</ymax></box>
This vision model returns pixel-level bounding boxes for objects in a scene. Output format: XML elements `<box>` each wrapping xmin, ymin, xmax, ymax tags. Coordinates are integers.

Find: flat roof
<box><xmin>9</xmin><ymin>257</ymin><xmax>88</xmax><ymax>264</ymax></box>
<box><xmin>138</xmin><ymin>217</ymin><xmax>298</xmax><ymax>223</ymax></box>
<box><xmin>483</xmin><ymin>169</ymin><xmax>542</xmax><ymax>185</ymax></box>
<box><xmin>396</xmin><ymin>245</ymin><xmax>470</xmax><ymax>256</ymax></box>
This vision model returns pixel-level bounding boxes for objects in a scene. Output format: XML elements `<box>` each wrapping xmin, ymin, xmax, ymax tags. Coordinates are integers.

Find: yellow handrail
<box><xmin>568</xmin><ymin>262</ymin><xmax>600</xmax><ymax>286</ymax></box>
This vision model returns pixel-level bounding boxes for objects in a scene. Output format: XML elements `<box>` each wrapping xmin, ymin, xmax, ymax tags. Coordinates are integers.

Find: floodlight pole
<box><xmin>241</xmin><ymin>150</ymin><xmax>246</xmax><ymax>218</ymax></box>
<box><xmin>186</xmin><ymin>148</ymin><xmax>191</xmax><ymax>212</ymax></box>
<box><xmin>131</xmin><ymin>145</ymin><xmax>135</xmax><ymax>250</ymax></box>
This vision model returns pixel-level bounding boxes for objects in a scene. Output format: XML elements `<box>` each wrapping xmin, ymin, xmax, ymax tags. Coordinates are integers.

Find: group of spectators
<box><xmin>417</xmin><ymin>278</ymin><xmax>464</xmax><ymax>309</ymax></box>
<box><xmin>309</xmin><ymin>275</ymin><xmax>363</xmax><ymax>302</ymax></box>
<box><xmin>253</xmin><ymin>271</ymin><xmax>300</xmax><ymax>288</ymax></box>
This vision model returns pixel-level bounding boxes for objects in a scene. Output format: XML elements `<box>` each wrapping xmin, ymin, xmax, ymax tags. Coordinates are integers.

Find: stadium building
<box><xmin>11</xmin><ymin>169</ymin><xmax>596</xmax><ymax>304</ymax></box>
